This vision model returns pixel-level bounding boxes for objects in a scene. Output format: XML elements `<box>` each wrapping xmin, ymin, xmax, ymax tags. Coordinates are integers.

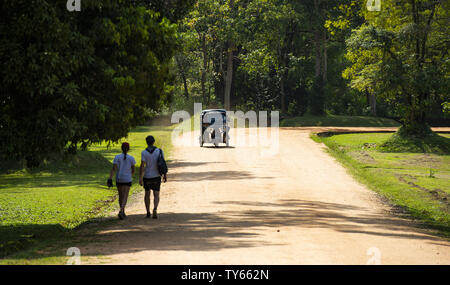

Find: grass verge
<box><xmin>0</xmin><ymin>125</ymin><xmax>174</xmax><ymax>262</ymax></box>
<box><xmin>281</xmin><ymin>114</ymin><xmax>400</xmax><ymax>127</ymax></box>
<box><xmin>312</xmin><ymin>132</ymin><xmax>450</xmax><ymax>237</ymax></box>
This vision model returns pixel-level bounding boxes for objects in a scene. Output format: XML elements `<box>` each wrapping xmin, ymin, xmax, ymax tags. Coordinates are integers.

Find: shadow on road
<box><xmin>4</xmin><ymin>197</ymin><xmax>449</xmax><ymax>261</ymax></box>
<box><xmin>169</xmin><ymin>170</ymin><xmax>273</xmax><ymax>182</ymax></box>
<box><xmin>68</xmin><ymin>199</ymin><xmax>450</xmax><ymax>259</ymax></box>
<box><xmin>167</xmin><ymin>160</ymin><xmax>226</xmax><ymax>169</ymax></box>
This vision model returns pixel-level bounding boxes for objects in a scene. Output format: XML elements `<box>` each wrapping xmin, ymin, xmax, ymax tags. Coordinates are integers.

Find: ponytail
<box><xmin>121</xmin><ymin>142</ymin><xmax>130</xmax><ymax>160</ymax></box>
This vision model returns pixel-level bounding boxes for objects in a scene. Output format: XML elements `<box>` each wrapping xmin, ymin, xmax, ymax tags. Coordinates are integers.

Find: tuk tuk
<box><xmin>199</xmin><ymin>109</ymin><xmax>230</xmax><ymax>147</ymax></box>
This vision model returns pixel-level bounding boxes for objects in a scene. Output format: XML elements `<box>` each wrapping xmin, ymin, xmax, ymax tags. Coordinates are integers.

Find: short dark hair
<box><xmin>146</xmin><ymin>135</ymin><xmax>155</xmax><ymax>146</ymax></box>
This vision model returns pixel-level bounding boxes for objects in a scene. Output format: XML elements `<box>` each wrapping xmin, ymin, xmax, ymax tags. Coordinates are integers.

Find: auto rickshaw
<box><xmin>199</xmin><ymin>109</ymin><xmax>230</xmax><ymax>147</ymax></box>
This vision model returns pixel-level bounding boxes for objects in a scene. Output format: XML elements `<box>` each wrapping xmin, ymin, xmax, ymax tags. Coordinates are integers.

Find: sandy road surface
<box><xmin>81</xmin><ymin>127</ymin><xmax>450</xmax><ymax>265</ymax></box>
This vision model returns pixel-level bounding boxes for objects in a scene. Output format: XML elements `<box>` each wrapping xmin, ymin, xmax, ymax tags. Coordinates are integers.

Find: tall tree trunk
<box><xmin>224</xmin><ymin>43</ymin><xmax>234</xmax><ymax>110</ymax></box>
<box><xmin>311</xmin><ymin>29</ymin><xmax>325</xmax><ymax>115</ymax></box>
<box><xmin>280</xmin><ymin>79</ymin><xmax>286</xmax><ymax>113</ymax></box>
<box><xmin>365</xmin><ymin>89</ymin><xmax>376</xmax><ymax>116</ymax></box>
<box><xmin>370</xmin><ymin>93</ymin><xmax>377</xmax><ymax>116</ymax></box>
<box><xmin>224</xmin><ymin>0</ymin><xmax>235</xmax><ymax>110</ymax></box>
<box><xmin>280</xmin><ymin>50</ymin><xmax>288</xmax><ymax>113</ymax></box>
<box><xmin>175</xmin><ymin>55</ymin><xmax>189</xmax><ymax>99</ymax></box>
<box><xmin>314</xmin><ymin>30</ymin><xmax>321</xmax><ymax>78</ymax></box>
<box><xmin>279</xmin><ymin>23</ymin><xmax>296</xmax><ymax>114</ymax></box>
<box><xmin>182</xmin><ymin>74</ymin><xmax>189</xmax><ymax>99</ymax></box>
<box><xmin>201</xmin><ymin>34</ymin><xmax>207</xmax><ymax>103</ymax></box>
<box><xmin>322</xmin><ymin>29</ymin><xmax>328</xmax><ymax>82</ymax></box>
<box><xmin>214</xmin><ymin>44</ymin><xmax>225</xmax><ymax>106</ymax></box>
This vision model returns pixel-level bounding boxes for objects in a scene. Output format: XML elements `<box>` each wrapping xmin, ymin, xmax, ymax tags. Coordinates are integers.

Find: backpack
<box><xmin>146</xmin><ymin>147</ymin><xmax>168</xmax><ymax>175</ymax></box>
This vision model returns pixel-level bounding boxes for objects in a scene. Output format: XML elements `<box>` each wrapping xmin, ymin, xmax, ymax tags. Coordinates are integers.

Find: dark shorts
<box><xmin>117</xmin><ymin>182</ymin><xmax>132</xmax><ymax>187</ymax></box>
<box><xmin>143</xmin><ymin>177</ymin><xmax>161</xmax><ymax>192</ymax></box>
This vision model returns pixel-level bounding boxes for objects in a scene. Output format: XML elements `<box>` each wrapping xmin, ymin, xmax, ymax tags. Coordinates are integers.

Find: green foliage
<box><xmin>344</xmin><ymin>0</ymin><xmax>449</xmax><ymax>135</ymax></box>
<box><xmin>2</xmin><ymin>0</ymin><xmax>446</xmax><ymax>166</ymax></box>
<box><xmin>443</xmin><ymin>102</ymin><xmax>450</xmax><ymax>114</ymax></box>
<box><xmin>0</xmin><ymin>0</ymin><xmax>191</xmax><ymax>167</ymax></box>
<box><xmin>173</xmin><ymin>0</ymin><xmax>365</xmax><ymax>115</ymax></box>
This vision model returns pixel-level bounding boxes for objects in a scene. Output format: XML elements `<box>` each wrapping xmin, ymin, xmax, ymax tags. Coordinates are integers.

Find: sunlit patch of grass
<box><xmin>330</xmin><ymin>133</ymin><xmax>392</xmax><ymax>148</ymax></box>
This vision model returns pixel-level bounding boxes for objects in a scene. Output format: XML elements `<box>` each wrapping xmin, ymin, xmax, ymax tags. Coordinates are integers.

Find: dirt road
<box><xmin>81</xmin><ymin>127</ymin><xmax>450</xmax><ymax>265</ymax></box>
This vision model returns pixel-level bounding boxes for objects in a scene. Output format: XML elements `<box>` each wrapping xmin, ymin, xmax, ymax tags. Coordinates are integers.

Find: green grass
<box><xmin>281</xmin><ymin>114</ymin><xmax>400</xmax><ymax>127</ymax></box>
<box><xmin>313</xmin><ymin>132</ymin><xmax>450</xmax><ymax>237</ymax></box>
<box><xmin>0</xmin><ymin>125</ymin><xmax>174</xmax><ymax>259</ymax></box>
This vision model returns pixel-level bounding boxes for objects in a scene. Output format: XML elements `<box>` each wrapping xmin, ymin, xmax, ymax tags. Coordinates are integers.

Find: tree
<box><xmin>236</xmin><ymin>0</ymin><xmax>303</xmax><ymax>113</ymax></box>
<box><xmin>344</xmin><ymin>0</ymin><xmax>449</xmax><ymax>136</ymax></box>
<box><xmin>0</xmin><ymin>0</ymin><xmax>191</xmax><ymax>167</ymax></box>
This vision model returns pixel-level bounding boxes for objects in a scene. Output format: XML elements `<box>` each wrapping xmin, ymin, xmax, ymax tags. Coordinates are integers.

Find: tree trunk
<box><xmin>322</xmin><ymin>29</ymin><xmax>328</xmax><ymax>82</ymax></box>
<box><xmin>214</xmin><ymin>45</ymin><xmax>225</xmax><ymax>106</ymax></box>
<box><xmin>182</xmin><ymin>74</ymin><xmax>189</xmax><ymax>99</ymax></box>
<box><xmin>365</xmin><ymin>89</ymin><xmax>376</xmax><ymax>116</ymax></box>
<box><xmin>201</xmin><ymin>34</ymin><xmax>207</xmax><ymax>103</ymax></box>
<box><xmin>314</xmin><ymin>30</ymin><xmax>321</xmax><ymax>78</ymax></box>
<box><xmin>223</xmin><ymin>0</ymin><xmax>235</xmax><ymax>110</ymax></box>
<box><xmin>370</xmin><ymin>92</ymin><xmax>376</xmax><ymax>116</ymax></box>
<box><xmin>280</xmin><ymin>79</ymin><xmax>286</xmax><ymax>113</ymax></box>
<box><xmin>224</xmin><ymin>43</ymin><xmax>234</xmax><ymax>110</ymax></box>
<box><xmin>279</xmin><ymin>22</ymin><xmax>296</xmax><ymax>114</ymax></box>
<box><xmin>175</xmin><ymin>55</ymin><xmax>189</xmax><ymax>99</ymax></box>
<box><xmin>311</xmin><ymin>29</ymin><xmax>325</xmax><ymax>115</ymax></box>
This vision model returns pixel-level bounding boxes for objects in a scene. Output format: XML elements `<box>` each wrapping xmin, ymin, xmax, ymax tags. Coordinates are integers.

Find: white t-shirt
<box><xmin>141</xmin><ymin>147</ymin><xmax>164</xmax><ymax>179</ymax></box>
<box><xmin>113</xmin><ymin>153</ymin><xmax>136</xmax><ymax>183</ymax></box>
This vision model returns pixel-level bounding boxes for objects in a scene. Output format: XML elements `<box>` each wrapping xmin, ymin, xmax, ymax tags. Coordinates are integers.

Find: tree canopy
<box><xmin>0</xmin><ymin>0</ymin><xmax>192</xmax><ymax>167</ymax></box>
<box><xmin>1</xmin><ymin>0</ymin><xmax>448</xmax><ymax>166</ymax></box>
<box><xmin>173</xmin><ymin>0</ymin><xmax>447</xmax><ymax>130</ymax></box>
<box><xmin>344</xmin><ymin>0</ymin><xmax>449</xmax><ymax>135</ymax></box>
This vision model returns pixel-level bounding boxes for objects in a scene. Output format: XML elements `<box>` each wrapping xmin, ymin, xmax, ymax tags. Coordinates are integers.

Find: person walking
<box><xmin>139</xmin><ymin>135</ymin><xmax>167</xmax><ymax>219</ymax></box>
<box><xmin>108</xmin><ymin>142</ymin><xmax>136</xmax><ymax>220</ymax></box>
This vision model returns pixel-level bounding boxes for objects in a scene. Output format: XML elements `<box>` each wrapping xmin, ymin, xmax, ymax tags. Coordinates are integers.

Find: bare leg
<box><xmin>121</xmin><ymin>186</ymin><xmax>130</xmax><ymax>214</ymax></box>
<box><xmin>153</xmin><ymin>191</ymin><xmax>160</xmax><ymax>211</ymax></box>
<box><xmin>144</xmin><ymin>190</ymin><xmax>151</xmax><ymax>214</ymax></box>
<box><xmin>117</xmin><ymin>185</ymin><xmax>123</xmax><ymax>210</ymax></box>
<box><xmin>117</xmin><ymin>185</ymin><xmax>126</xmax><ymax>219</ymax></box>
<box><xmin>152</xmin><ymin>191</ymin><xmax>160</xmax><ymax>219</ymax></box>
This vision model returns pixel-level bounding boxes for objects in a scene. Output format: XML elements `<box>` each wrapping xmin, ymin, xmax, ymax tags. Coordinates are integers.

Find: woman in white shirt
<box><xmin>108</xmin><ymin>142</ymin><xmax>136</xmax><ymax>219</ymax></box>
